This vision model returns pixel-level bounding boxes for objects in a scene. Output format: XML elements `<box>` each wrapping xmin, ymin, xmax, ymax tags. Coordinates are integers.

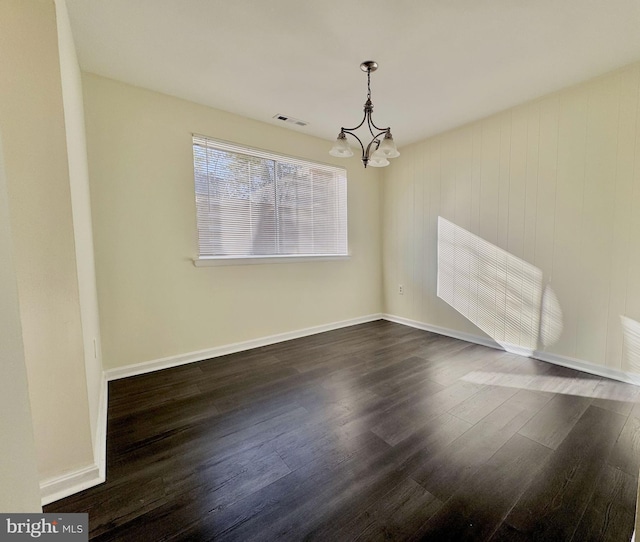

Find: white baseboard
<box><xmin>532</xmin><ymin>349</ymin><xmax>640</xmax><ymax>386</ymax></box>
<box><xmin>383</xmin><ymin>313</ymin><xmax>640</xmax><ymax>386</ymax></box>
<box><xmin>106</xmin><ymin>314</ymin><xmax>384</xmax><ymax>381</ymax></box>
<box><xmin>40</xmin><ymin>463</ymin><xmax>104</xmax><ymax>506</ymax></box>
<box><xmin>383</xmin><ymin>314</ymin><xmax>503</xmax><ymax>351</ymax></box>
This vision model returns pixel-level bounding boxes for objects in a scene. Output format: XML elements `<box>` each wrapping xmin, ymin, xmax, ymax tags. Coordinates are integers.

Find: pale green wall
<box><xmin>83</xmin><ymin>74</ymin><xmax>383</xmax><ymax>369</ymax></box>
<box><xmin>383</xmin><ymin>62</ymin><xmax>640</xmax><ymax>374</ymax></box>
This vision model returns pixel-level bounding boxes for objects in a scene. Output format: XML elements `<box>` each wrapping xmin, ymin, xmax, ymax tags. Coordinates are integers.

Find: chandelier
<box><xmin>329</xmin><ymin>61</ymin><xmax>400</xmax><ymax>168</ymax></box>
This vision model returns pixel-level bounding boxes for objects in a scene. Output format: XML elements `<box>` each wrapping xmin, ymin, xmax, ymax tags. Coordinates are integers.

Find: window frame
<box><xmin>191</xmin><ymin>134</ymin><xmax>349</xmax><ymax>266</ymax></box>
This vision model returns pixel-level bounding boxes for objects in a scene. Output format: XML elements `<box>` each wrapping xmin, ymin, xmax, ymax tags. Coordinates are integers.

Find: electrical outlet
<box><xmin>398</xmin><ymin>284</ymin><xmax>404</xmax><ymax>295</ymax></box>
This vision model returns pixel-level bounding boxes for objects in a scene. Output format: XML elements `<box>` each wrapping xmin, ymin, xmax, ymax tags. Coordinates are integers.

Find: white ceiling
<box><xmin>65</xmin><ymin>0</ymin><xmax>640</xmax><ymax>147</ymax></box>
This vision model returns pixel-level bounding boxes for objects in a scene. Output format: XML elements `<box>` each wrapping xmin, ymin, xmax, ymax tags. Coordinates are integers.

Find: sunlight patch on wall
<box><xmin>437</xmin><ymin>216</ymin><xmax>562</xmax><ymax>356</ymax></box>
<box><xmin>540</xmin><ymin>285</ymin><xmax>563</xmax><ymax>347</ymax></box>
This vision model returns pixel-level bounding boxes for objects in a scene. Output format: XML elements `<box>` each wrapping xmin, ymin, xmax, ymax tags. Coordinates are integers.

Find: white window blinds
<box><xmin>193</xmin><ymin>135</ymin><xmax>348</xmax><ymax>259</ymax></box>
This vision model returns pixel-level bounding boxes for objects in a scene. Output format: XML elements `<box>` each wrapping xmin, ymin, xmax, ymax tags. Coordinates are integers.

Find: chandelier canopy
<box><xmin>329</xmin><ymin>61</ymin><xmax>400</xmax><ymax>168</ymax></box>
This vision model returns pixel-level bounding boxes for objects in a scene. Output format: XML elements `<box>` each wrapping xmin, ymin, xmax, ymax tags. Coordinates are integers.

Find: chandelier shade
<box><xmin>329</xmin><ymin>61</ymin><xmax>399</xmax><ymax>168</ymax></box>
<box><xmin>368</xmin><ymin>153</ymin><xmax>390</xmax><ymax>167</ymax></box>
<box><xmin>328</xmin><ymin>132</ymin><xmax>354</xmax><ymax>158</ymax></box>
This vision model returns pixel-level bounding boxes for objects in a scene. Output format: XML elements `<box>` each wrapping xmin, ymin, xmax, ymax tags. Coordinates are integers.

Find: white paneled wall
<box><xmin>383</xmin><ymin>62</ymin><xmax>640</xmax><ymax>375</ymax></box>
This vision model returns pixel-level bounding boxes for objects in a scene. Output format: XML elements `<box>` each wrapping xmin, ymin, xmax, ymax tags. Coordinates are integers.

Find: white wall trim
<box><xmin>383</xmin><ymin>314</ymin><xmax>640</xmax><ymax>387</ymax></box>
<box><xmin>41</xmin><ymin>373</ymin><xmax>108</xmax><ymax>506</ymax></box>
<box><xmin>383</xmin><ymin>314</ymin><xmax>502</xmax><ymax>351</ymax></box>
<box><xmin>194</xmin><ymin>254</ymin><xmax>351</xmax><ymax>266</ymax></box>
<box><xmin>95</xmin><ymin>374</ymin><xmax>108</xmax><ymax>479</ymax></box>
<box><xmin>40</xmin><ymin>463</ymin><xmax>104</xmax><ymax>506</ymax></box>
<box><xmin>532</xmin><ymin>349</ymin><xmax>640</xmax><ymax>386</ymax></box>
<box><xmin>106</xmin><ymin>314</ymin><xmax>383</xmax><ymax>381</ymax></box>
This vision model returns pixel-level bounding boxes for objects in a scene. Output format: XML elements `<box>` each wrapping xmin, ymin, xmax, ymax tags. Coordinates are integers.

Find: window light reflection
<box><xmin>437</xmin><ymin>216</ymin><xmax>563</xmax><ymax>357</ymax></box>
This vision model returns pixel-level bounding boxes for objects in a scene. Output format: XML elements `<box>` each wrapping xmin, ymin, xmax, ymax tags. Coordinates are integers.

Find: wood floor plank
<box><xmin>270</xmin><ymin>403</ymin><xmax>384</xmax><ymax>471</ymax></box>
<box><xmin>421</xmin><ymin>345</ymin><xmax>506</xmax><ymax>387</ymax></box>
<box><xmin>196</xmin><ymin>362</ymin><xmax>300</xmax><ymax>396</ymax></box>
<box><xmin>459</xmin><ymin>351</ymin><xmax>555</xmax><ymax>389</ymax></box>
<box><xmin>388</xmin><ymin>412</ymin><xmax>474</xmax><ymax>477</ymax></box>
<box><xmin>447</xmin><ymin>382</ymin><xmax>519</xmax><ymax>425</ymax></box>
<box><xmin>410</xmin><ymin>398</ymin><xmax>546</xmax><ymax>502</ymax></box>
<box><xmin>414</xmin><ymin>337</ymin><xmax>478</xmax><ymax>363</ymax></box>
<box><xmin>466</xmin><ymin>389</ymin><xmax>552</xmax><ymax>438</ymax></box>
<box><xmin>45</xmin><ymin>475</ymin><xmax>168</xmax><ymax>540</ymax></box>
<box><xmin>570</xmin><ymin>464</ymin><xmax>636</xmax><ymax>542</ymax></box>
<box><xmin>322</xmin><ymin>354</ymin><xmax>432</xmax><ymax>396</ymax></box>
<box><xmin>43</xmin><ymin>321</ymin><xmax>639</xmax><ymax>541</ymax></box>
<box><xmin>607</xmin><ymin>413</ymin><xmax>640</xmax><ymax>476</ymax></box>
<box><xmin>106</xmin><ymin>391</ymin><xmax>220</xmax><ymax>448</ymax></box>
<box><xmin>107</xmin><ymin>405</ymin><xmax>310</xmax><ymax>482</ymax></box>
<box><xmin>208</xmin><ymin>433</ymin><xmax>394</xmax><ymax>542</ymax></box>
<box><xmin>517</xmin><ymin>392</ymin><xmax>593</xmax><ymax>449</ymax></box>
<box><xmin>210</xmin><ymin>366</ymin><xmax>329</xmax><ymax>413</ymax></box>
<box><xmin>108</xmin><ymin>381</ymin><xmax>203</xmax><ymax>420</ymax></box>
<box><xmin>162</xmin><ymin>440</ymin><xmax>291</xmax><ymax>506</ymax></box>
<box><xmin>108</xmin><ymin>363</ymin><xmax>204</xmax><ymax>396</ymax></box>
<box><xmin>367</xmin><ymin>363</ymin><xmax>445</xmax><ymax>398</ymax></box>
<box><xmin>371</xmin><ymin>380</ymin><xmax>482</xmax><ymax>446</ymax></box>
<box><xmin>293</xmin><ymin>412</ymin><xmax>474</xmax><ymax>542</ymax></box>
<box><xmin>491</xmin><ymin>405</ymin><xmax>627</xmax><ymax>542</ymax></box>
<box><xmin>591</xmin><ymin>379</ymin><xmax>640</xmax><ymax>416</ymax></box>
<box><xmin>414</xmin><ymin>433</ymin><xmax>552</xmax><ymax>541</ymax></box>
<box><xmin>315</xmin><ymin>477</ymin><xmax>442</xmax><ymax>542</ymax></box>
<box><xmin>131</xmin><ymin>436</ymin><xmax>391</xmax><ymax>542</ymax></box>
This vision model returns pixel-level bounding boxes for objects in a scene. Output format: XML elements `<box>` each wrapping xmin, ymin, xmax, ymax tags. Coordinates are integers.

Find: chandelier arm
<box><xmin>368</xmin><ymin>116</ymin><xmax>390</xmax><ymax>133</ymax></box>
<box><xmin>364</xmin><ymin>129</ymin><xmax>391</xmax><ymax>158</ymax></box>
<box><xmin>342</xmin><ymin>130</ymin><xmax>366</xmax><ymax>159</ymax></box>
<box><xmin>341</xmin><ymin>111</ymin><xmax>369</xmax><ymax>133</ymax></box>
<box><xmin>364</xmin><ymin>138</ymin><xmax>378</xmax><ymax>160</ymax></box>
<box><xmin>365</xmin><ymin>112</ymin><xmax>377</xmax><ymax>139</ymax></box>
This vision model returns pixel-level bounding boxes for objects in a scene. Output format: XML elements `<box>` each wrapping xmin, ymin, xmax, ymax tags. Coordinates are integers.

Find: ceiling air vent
<box><xmin>273</xmin><ymin>114</ymin><xmax>308</xmax><ymax>127</ymax></box>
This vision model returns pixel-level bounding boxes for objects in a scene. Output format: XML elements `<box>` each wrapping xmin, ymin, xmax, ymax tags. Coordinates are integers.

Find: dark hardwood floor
<box><xmin>45</xmin><ymin>320</ymin><xmax>640</xmax><ymax>541</ymax></box>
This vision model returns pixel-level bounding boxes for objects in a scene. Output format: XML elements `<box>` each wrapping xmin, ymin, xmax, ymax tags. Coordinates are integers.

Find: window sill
<box><xmin>193</xmin><ymin>254</ymin><xmax>351</xmax><ymax>267</ymax></box>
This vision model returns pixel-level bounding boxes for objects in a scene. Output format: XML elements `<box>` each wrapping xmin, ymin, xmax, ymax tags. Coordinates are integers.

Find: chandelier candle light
<box><xmin>329</xmin><ymin>61</ymin><xmax>400</xmax><ymax>168</ymax></box>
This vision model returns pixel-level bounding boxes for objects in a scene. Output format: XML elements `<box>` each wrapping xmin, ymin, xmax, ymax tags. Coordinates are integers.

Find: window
<box><xmin>192</xmin><ymin>135</ymin><xmax>348</xmax><ymax>262</ymax></box>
